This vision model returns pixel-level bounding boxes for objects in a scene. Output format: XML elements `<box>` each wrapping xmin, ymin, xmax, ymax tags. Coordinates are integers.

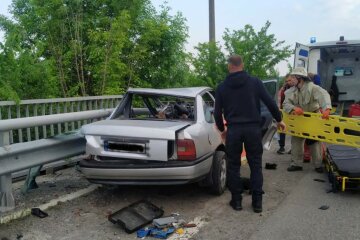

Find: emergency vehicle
<box><xmin>294</xmin><ymin>36</ymin><xmax>360</xmax><ymax>116</ymax></box>
<box><xmin>292</xmin><ymin>37</ymin><xmax>360</xmax><ymax>192</ymax></box>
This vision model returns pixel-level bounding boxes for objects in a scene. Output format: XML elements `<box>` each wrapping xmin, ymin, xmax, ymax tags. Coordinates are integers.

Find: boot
<box><xmin>252</xmin><ymin>194</ymin><xmax>262</xmax><ymax>213</ymax></box>
<box><xmin>229</xmin><ymin>195</ymin><xmax>242</xmax><ymax>211</ymax></box>
<box><xmin>276</xmin><ymin>147</ymin><xmax>285</xmax><ymax>154</ymax></box>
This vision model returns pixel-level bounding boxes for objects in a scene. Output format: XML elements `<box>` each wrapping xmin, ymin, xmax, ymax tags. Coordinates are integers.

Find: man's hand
<box><xmin>220</xmin><ymin>128</ymin><xmax>227</xmax><ymax>143</ymax></box>
<box><xmin>214</xmin><ymin>124</ymin><xmax>227</xmax><ymax>143</ymax></box>
<box><xmin>292</xmin><ymin>107</ymin><xmax>304</xmax><ymax>115</ymax></box>
<box><xmin>277</xmin><ymin>121</ymin><xmax>286</xmax><ymax>132</ymax></box>
<box><xmin>321</xmin><ymin>108</ymin><xmax>331</xmax><ymax>120</ymax></box>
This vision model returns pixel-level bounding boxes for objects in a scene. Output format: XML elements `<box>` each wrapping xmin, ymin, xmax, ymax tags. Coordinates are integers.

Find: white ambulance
<box><xmin>294</xmin><ymin>36</ymin><xmax>360</xmax><ymax>114</ymax></box>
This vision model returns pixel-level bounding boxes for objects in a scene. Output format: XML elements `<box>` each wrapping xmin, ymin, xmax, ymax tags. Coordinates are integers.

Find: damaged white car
<box><xmin>79</xmin><ymin>86</ymin><xmax>276</xmax><ymax>195</ymax></box>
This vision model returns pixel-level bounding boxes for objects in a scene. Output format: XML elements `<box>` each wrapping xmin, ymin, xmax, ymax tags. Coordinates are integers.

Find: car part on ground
<box><xmin>108</xmin><ymin>200</ymin><xmax>164</xmax><ymax>234</ymax></box>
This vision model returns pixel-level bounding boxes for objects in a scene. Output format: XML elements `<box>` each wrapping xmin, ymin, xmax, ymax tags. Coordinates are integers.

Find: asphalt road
<box><xmin>0</xmin><ymin>144</ymin><xmax>359</xmax><ymax>240</ymax></box>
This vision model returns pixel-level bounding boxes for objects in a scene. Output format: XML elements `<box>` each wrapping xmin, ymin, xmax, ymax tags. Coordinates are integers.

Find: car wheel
<box><xmin>210</xmin><ymin>151</ymin><xmax>227</xmax><ymax>195</ymax></box>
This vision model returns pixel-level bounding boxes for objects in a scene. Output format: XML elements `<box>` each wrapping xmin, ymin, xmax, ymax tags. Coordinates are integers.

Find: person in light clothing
<box><xmin>283</xmin><ymin>67</ymin><xmax>331</xmax><ymax>172</ymax></box>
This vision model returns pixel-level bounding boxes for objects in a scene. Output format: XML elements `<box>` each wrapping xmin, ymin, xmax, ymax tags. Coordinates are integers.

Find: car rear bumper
<box><xmin>78</xmin><ymin>153</ymin><xmax>213</xmax><ymax>185</ymax></box>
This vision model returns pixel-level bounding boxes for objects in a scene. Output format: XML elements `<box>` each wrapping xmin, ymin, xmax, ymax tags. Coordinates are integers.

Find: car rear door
<box><xmin>201</xmin><ymin>91</ymin><xmax>220</xmax><ymax>152</ymax></box>
<box><xmin>261</xmin><ymin>80</ymin><xmax>279</xmax><ymax>150</ymax></box>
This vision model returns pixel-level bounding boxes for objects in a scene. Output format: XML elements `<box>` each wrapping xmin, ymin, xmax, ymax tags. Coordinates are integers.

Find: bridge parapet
<box><xmin>0</xmin><ymin>96</ymin><xmax>122</xmax><ymax>213</ymax></box>
<box><xmin>0</xmin><ymin>95</ymin><xmax>122</xmax><ymax>144</ymax></box>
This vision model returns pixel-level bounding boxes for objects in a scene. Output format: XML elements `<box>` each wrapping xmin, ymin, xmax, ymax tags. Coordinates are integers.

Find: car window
<box><xmin>112</xmin><ymin>94</ymin><xmax>194</xmax><ymax>121</ymax></box>
<box><xmin>263</xmin><ymin>80</ymin><xmax>277</xmax><ymax>99</ymax></box>
<box><xmin>130</xmin><ymin>94</ymin><xmax>151</xmax><ymax>119</ymax></box>
<box><xmin>202</xmin><ymin>92</ymin><xmax>215</xmax><ymax>123</ymax></box>
<box><xmin>335</xmin><ymin>67</ymin><xmax>353</xmax><ymax>77</ymax></box>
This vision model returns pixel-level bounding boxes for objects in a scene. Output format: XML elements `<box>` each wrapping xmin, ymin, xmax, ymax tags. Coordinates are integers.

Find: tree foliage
<box><xmin>0</xmin><ymin>0</ymin><xmax>190</xmax><ymax>99</ymax></box>
<box><xmin>191</xmin><ymin>41</ymin><xmax>227</xmax><ymax>88</ymax></box>
<box><xmin>1</xmin><ymin>2</ymin><xmax>292</xmax><ymax>101</ymax></box>
<box><xmin>223</xmin><ymin>21</ymin><xmax>292</xmax><ymax>79</ymax></box>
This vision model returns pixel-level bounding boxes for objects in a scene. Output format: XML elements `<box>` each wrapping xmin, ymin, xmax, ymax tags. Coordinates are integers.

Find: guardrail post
<box><xmin>0</xmin><ymin>131</ymin><xmax>15</xmax><ymax>212</ymax></box>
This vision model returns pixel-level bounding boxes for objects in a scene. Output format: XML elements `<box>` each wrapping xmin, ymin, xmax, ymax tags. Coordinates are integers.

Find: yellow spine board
<box><xmin>279</xmin><ymin>111</ymin><xmax>360</xmax><ymax>148</ymax></box>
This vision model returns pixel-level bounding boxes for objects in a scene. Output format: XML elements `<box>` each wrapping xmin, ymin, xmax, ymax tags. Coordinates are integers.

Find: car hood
<box><xmin>81</xmin><ymin>119</ymin><xmax>190</xmax><ymax>140</ymax></box>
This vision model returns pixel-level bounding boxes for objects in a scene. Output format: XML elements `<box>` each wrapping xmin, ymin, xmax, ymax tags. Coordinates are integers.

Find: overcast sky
<box><xmin>1</xmin><ymin>0</ymin><xmax>360</xmax><ymax>74</ymax></box>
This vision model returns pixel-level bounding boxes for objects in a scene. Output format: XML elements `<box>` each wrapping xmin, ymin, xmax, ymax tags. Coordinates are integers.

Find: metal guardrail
<box><xmin>0</xmin><ymin>109</ymin><xmax>114</xmax><ymax>212</ymax></box>
<box><xmin>0</xmin><ymin>108</ymin><xmax>115</xmax><ymax>212</ymax></box>
<box><xmin>0</xmin><ymin>95</ymin><xmax>122</xmax><ymax>213</ymax></box>
<box><xmin>0</xmin><ymin>95</ymin><xmax>122</xmax><ymax>144</ymax></box>
<box><xmin>0</xmin><ymin>109</ymin><xmax>113</xmax><ymax>131</ymax></box>
<box><xmin>0</xmin><ymin>133</ymin><xmax>87</xmax><ymax>177</ymax></box>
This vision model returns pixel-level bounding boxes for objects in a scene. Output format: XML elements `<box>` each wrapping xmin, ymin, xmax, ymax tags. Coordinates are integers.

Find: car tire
<box><xmin>210</xmin><ymin>151</ymin><xmax>227</xmax><ymax>195</ymax></box>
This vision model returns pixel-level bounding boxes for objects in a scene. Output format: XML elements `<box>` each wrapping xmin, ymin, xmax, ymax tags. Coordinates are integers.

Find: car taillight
<box><xmin>176</xmin><ymin>139</ymin><xmax>196</xmax><ymax>160</ymax></box>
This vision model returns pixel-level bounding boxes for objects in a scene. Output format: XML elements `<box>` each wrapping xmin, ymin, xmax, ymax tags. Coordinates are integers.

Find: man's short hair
<box><xmin>227</xmin><ymin>55</ymin><xmax>243</xmax><ymax>66</ymax></box>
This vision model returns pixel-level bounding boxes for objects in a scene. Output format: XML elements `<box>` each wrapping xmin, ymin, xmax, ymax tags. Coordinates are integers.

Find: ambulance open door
<box><xmin>294</xmin><ymin>43</ymin><xmax>310</xmax><ymax>70</ymax></box>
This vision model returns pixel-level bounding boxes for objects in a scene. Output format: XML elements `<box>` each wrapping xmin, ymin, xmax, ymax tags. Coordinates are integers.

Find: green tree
<box><xmin>191</xmin><ymin>41</ymin><xmax>227</xmax><ymax>88</ymax></box>
<box><xmin>120</xmin><ymin>4</ymin><xmax>190</xmax><ymax>89</ymax></box>
<box><xmin>223</xmin><ymin>21</ymin><xmax>292</xmax><ymax>79</ymax></box>
<box><xmin>0</xmin><ymin>0</ymin><xmax>190</xmax><ymax>99</ymax></box>
<box><xmin>0</xmin><ymin>13</ymin><xmax>57</xmax><ymax>100</ymax></box>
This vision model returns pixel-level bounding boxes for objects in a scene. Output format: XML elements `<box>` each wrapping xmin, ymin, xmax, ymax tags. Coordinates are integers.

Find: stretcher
<box><xmin>325</xmin><ymin>144</ymin><xmax>360</xmax><ymax>192</ymax></box>
<box><xmin>280</xmin><ymin>111</ymin><xmax>360</xmax><ymax>148</ymax></box>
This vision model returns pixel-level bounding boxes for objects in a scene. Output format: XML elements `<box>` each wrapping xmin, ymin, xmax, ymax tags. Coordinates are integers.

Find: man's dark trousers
<box><xmin>226</xmin><ymin>124</ymin><xmax>263</xmax><ymax>201</ymax></box>
<box><xmin>278</xmin><ymin>133</ymin><xmax>286</xmax><ymax>148</ymax></box>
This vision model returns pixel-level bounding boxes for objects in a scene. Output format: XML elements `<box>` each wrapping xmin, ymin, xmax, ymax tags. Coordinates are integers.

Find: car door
<box><xmin>261</xmin><ymin>80</ymin><xmax>279</xmax><ymax>150</ymax></box>
<box><xmin>201</xmin><ymin>91</ymin><xmax>220</xmax><ymax>151</ymax></box>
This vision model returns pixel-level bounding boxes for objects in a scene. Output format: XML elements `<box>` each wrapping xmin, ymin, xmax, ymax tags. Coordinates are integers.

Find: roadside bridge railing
<box><xmin>0</xmin><ymin>95</ymin><xmax>121</xmax><ymax>144</ymax></box>
<box><xmin>0</xmin><ymin>95</ymin><xmax>122</xmax><ymax>213</ymax></box>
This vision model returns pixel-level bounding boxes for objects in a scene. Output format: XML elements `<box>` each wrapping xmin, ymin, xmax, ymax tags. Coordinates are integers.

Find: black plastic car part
<box><xmin>108</xmin><ymin>200</ymin><xmax>164</xmax><ymax>234</ymax></box>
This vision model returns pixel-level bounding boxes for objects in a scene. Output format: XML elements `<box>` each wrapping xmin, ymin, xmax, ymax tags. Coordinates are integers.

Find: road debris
<box><xmin>319</xmin><ymin>205</ymin><xmax>330</xmax><ymax>210</ymax></box>
<box><xmin>108</xmin><ymin>200</ymin><xmax>164</xmax><ymax>233</ymax></box>
<box><xmin>183</xmin><ymin>223</ymin><xmax>197</xmax><ymax>228</ymax></box>
<box><xmin>153</xmin><ymin>216</ymin><xmax>178</xmax><ymax>228</ymax></box>
<box><xmin>137</xmin><ymin>227</ymin><xmax>175</xmax><ymax>239</ymax></box>
<box><xmin>265</xmin><ymin>163</ymin><xmax>277</xmax><ymax>170</ymax></box>
<box><xmin>30</xmin><ymin>208</ymin><xmax>48</xmax><ymax>218</ymax></box>
<box><xmin>136</xmin><ymin>214</ymin><xmax>205</xmax><ymax>239</ymax></box>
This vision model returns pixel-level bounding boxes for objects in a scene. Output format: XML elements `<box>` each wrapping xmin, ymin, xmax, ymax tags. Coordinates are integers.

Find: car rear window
<box><xmin>113</xmin><ymin>93</ymin><xmax>195</xmax><ymax>121</ymax></box>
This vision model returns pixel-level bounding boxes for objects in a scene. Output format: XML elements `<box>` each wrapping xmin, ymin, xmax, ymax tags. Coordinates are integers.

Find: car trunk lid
<box><xmin>82</xmin><ymin>120</ymin><xmax>189</xmax><ymax>139</ymax></box>
<box><xmin>82</xmin><ymin>120</ymin><xmax>190</xmax><ymax>161</ymax></box>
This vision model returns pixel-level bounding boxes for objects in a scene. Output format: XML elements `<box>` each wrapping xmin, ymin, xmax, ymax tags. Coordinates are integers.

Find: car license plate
<box><xmin>104</xmin><ymin>141</ymin><xmax>146</xmax><ymax>154</ymax></box>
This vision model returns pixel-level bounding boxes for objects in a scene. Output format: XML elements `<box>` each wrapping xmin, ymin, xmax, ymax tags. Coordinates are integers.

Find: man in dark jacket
<box><xmin>214</xmin><ymin>55</ymin><xmax>286</xmax><ymax>213</ymax></box>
